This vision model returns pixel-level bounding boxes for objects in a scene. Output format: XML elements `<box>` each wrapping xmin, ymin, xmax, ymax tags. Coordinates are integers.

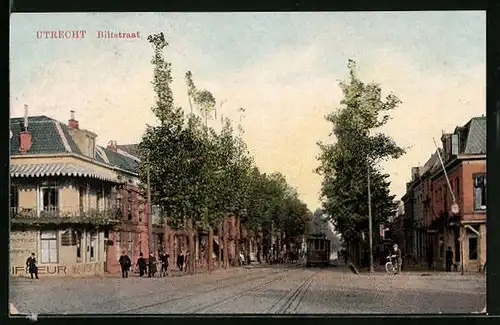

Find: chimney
<box><xmin>19</xmin><ymin>104</ymin><xmax>32</xmax><ymax>153</ymax></box>
<box><xmin>107</xmin><ymin>140</ymin><xmax>118</xmax><ymax>152</ymax></box>
<box><xmin>68</xmin><ymin>110</ymin><xmax>79</xmax><ymax>129</ymax></box>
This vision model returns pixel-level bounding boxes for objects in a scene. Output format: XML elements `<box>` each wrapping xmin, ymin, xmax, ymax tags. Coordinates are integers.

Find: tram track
<box><xmin>116</xmin><ymin>269</ymin><xmax>284</xmax><ymax>314</ymax></box>
<box><xmin>51</xmin><ymin>268</ymin><xmax>269</xmax><ymax>313</ymax></box>
<box><xmin>184</xmin><ymin>274</ymin><xmax>285</xmax><ymax>313</ymax></box>
<box><xmin>266</xmin><ymin>269</ymin><xmax>320</xmax><ymax>314</ymax></box>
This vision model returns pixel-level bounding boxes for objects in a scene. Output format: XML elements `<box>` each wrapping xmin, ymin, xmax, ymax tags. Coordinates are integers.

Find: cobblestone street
<box><xmin>9</xmin><ymin>265</ymin><xmax>486</xmax><ymax>314</ymax></box>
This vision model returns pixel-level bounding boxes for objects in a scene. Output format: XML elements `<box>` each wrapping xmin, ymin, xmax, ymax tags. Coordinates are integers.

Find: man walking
<box><xmin>148</xmin><ymin>253</ymin><xmax>157</xmax><ymax>277</ymax></box>
<box><xmin>177</xmin><ymin>251</ymin><xmax>184</xmax><ymax>271</ymax></box>
<box><xmin>160</xmin><ymin>251</ymin><xmax>169</xmax><ymax>277</ymax></box>
<box><xmin>26</xmin><ymin>253</ymin><xmax>39</xmax><ymax>279</ymax></box>
<box><xmin>445</xmin><ymin>246</ymin><xmax>454</xmax><ymax>272</ymax></box>
<box><xmin>119</xmin><ymin>250</ymin><xmax>131</xmax><ymax>278</ymax></box>
<box><xmin>136</xmin><ymin>252</ymin><xmax>147</xmax><ymax>277</ymax></box>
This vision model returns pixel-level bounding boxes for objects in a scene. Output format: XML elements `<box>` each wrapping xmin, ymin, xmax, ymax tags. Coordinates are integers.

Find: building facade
<box><xmin>10</xmin><ymin>110</ymin><xmax>151</xmax><ymax>277</ymax></box>
<box><xmin>401</xmin><ymin>116</ymin><xmax>486</xmax><ymax>272</ymax></box>
<box><xmin>116</xmin><ymin>143</ymin><xmax>239</xmax><ymax>270</ymax></box>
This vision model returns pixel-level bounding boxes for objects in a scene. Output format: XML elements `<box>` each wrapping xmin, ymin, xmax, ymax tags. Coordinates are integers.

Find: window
<box><xmin>113</xmin><ymin>188</ymin><xmax>123</xmax><ymax>217</ymax></box>
<box><xmin>10</xmin><ymin>185</ymin><xmax>19</xmax><ymax>212</ymax></box>
<box><xmin>88</xmin><ymin>136</ymin><xmax>95</xmax><ymax>157</ymax></box>
<box><xmin>86</xmin><ymin>231</ymin><xmax>98</xmax><ymax>262</ymax></box>
<box><xmin>152</xmin><ymin>205</ymin><xmax>162</xmax><ymax>225</ymax></box>
<box><xmin>96</xmin><ymin>187</ymin><xmax>103</xmax><ymax>212</ymax></box>
<box><xmin>79</xmin><ymin>186</ymin><xmax>85</xmax><ymax>213</ymax></box>
<box><xmin>455</xmin><ymin>178</ymin><xmax>460</xmax><ymax>198</ymax></box>
<box><xmin>127</xmin><ymin>232</ymin><xmax>133</xmax><ymax>254</ymax></box>
<box><xmin>127</xmin><ymin>191</ymin><xmax>133</xmax><ymax>220</ymax></box>
<box><xmin>157</xmin><ymin>234</ymin><xmax>164</xmax><ymax>252</ymax></box>
<box><xmin>138</xmin><ymin>200</ymin><xmax>143</xmax><ymax>222</ymax></box>
<box><xmin>473</xmin><ymin>174</ymin><xmax>486</xmax><ymax>211</ymax></box>
<box><xmin>40</xmin><ymin>231</ymin><xmax>58</xmax><ymax>263</ymax></box>
<box><xmin>468</xmin><ymin>237</ymin><xmax>478</xmax><ymax>260</ymax></box>
<box><xmin>76</xmin><ymin>231</ymin><xmax>82</xmax><ymax>262</ymax></box>
<box><xmin>115</xmin><ymin>232</ymin><xmax>121</xmax><ymax>260</ymax></box>
<box><xmin>61</xmin><ymin>229</ymin><xmax>77</xmax><ymax>246</ymax></box>
<box><xmin>41</xmin><ymin>187</ymin><xmax>59</xmax><ymax>213</ymax></box>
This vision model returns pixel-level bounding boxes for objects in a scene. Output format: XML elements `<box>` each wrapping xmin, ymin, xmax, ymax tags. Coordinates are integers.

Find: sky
<box><xmin>10</xmin><ymin>12</ymin><xmax>486</xmax><ymax>211</ymax></box>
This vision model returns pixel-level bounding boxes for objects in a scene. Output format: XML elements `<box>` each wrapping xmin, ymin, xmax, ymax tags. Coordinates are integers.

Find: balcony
<box><xmin>10</xmin><ymin>206</ymin><xmax>122</xmax><ymax>227</ymax></box>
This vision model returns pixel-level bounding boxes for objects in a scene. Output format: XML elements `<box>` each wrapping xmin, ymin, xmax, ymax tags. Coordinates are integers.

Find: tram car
<box><xmin>306</xmin><ymin>233</ymin><xmax>331</xmax><ymax>267</ymax></box>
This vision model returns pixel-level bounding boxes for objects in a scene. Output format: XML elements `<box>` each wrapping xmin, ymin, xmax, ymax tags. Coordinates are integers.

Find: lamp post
<box><xmin>367</xmin><ymin>155</ymin><xmax>374</xmax><ymax>273</ymax></box>
<box><xmin>366</xmin><ymin>129</ymin><xmax>374</xmax><ymax>273</ymax></box>
<box><xmin>147</xmin><ymin>153</ymin><xmax>153</xmax><ymax>255</ymax></box>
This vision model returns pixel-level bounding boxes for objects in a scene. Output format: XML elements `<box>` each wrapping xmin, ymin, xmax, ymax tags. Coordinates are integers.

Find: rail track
<box><xmin>116</xmin><ymin>269</ymin><xmax>285</xmax><ymax>314</ymax></box>
<box><xmin>266</xmin><ymin>269</ymin><xmax>320</xmax><ymax>314</ymax></box>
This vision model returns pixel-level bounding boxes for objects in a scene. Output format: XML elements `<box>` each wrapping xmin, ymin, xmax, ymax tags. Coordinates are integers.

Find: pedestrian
<box><xmin>26</xmin><ymin>252</ymin><xmax>39</xmax><ymax>279</ymax></box>
<box><xmin>391</xmin><ymin>244</ymin><xmax>402</xmax><ymax>274</ymax></box>
<box><xmin>160</xmin><ymin>251</ymin><xmax>169</xmax><ymax>277</ymax></box>
<box><xmin>136</xmin><ymin>252</ymin><xmax>147</xmax><ymax>277</ymax></box>
<box><xmin>177</xmin><ymin>251</ymin><xmax>184</xmax><ymax>271</ymax></box>
<box><xmin>445</xmin><ymin>246</ymin><xmax>453</xmax><ymax>272</ymax></box>
<box><xmin>148</xmin><ymin>253</ymin><xmax>157</xmax><ymax>277</ymax></box>
<box><xmin>119</xmin><ymin>250</ymin><xmax>131</xmax><ymax>278</ymax></box>
<box><xmin>427</xmin><ymin>245</ymin><xmax>434</xmax><ymax>270</ymax></box>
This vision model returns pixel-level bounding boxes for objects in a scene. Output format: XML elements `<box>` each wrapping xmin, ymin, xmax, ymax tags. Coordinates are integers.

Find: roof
<box><xmin>99</xmin><ymin>147</ymin><xmax>140</xmax><ymax>172</ymax></box>
<box><xmin>11</xmin><ymin>163</ymin><xmax>118</xmax><ymax>182</ymax></box>
<box><xmin>10</xmin><ymin>115</ymin><xmax>140</xmax><ymax>175</ymax></box>
<box><xmin>10</xmin><ymin>116</ymin><xmax>81</xmax><ymax>155</ymax></box>
<box><xmin>422</xmin><ymin>150</ymin><xmax>441</xmax><ymax>175</ymax></box>
<box><xmin>117</xmin><ymin>144</ymin><xmax>141</xmax><ymax>158</ymax></box>
<box><xmin>463</xmin><ymin>116</ymin><xmax>486</xmax><ymax>154</ymax></box>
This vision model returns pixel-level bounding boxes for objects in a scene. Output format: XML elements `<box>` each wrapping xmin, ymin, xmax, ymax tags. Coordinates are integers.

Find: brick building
<box><xmin>116</xmin><ymin>144</ymin><xmax>247</xmax><ymax>270</ymax></box>
<box><xmin>401</xmin><ymin>116</ymin><xmax>486</xmax><ymax>272</ymax></box>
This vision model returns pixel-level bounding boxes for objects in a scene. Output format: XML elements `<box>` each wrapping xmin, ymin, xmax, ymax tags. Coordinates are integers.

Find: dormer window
<box><xmin>88</xmin><ymin>136</ymin><xmax>95</xmax><ymax>157</ymax></box>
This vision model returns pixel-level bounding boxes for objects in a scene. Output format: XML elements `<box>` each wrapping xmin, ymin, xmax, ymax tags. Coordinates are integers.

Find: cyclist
<box><xmin>390</xmin><ymin>243</ymin><xmax>402</xmax><ymax>274</ymax></box>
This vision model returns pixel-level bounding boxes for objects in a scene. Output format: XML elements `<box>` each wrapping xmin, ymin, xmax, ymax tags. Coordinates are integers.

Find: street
<box><xmin>9</xmin><ymin>264</ymin><xmax>486</xmax><ymax>314</ymax></box>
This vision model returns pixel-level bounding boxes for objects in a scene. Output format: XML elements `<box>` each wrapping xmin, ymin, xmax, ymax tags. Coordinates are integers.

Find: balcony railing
<box><xmin>10</xmin><ymin>206</ymin><xmax>123</xmax><ymax>220</ymax></box>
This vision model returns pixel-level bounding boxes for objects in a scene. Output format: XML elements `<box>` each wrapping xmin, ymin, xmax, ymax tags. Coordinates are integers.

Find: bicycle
<box><xmin>385</xmin><ymin>255</ymin><xmax>397</xmax><ymax>274</ymax></box>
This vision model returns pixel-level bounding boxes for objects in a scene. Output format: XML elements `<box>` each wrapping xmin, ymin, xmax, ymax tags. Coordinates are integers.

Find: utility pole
<box><xmin>147</xmin><ymin>153</ymin><xmax>153</xmax><ymax>255</ymax></box>
<box><xmin>367</xmin><ymin>156</ymin><xmax>374</xmax><ymax>273</ymax></box>
<box><xmin>432</xmin><ymin>138</ymin><xmax>462</xmax><ymax>272</ymax></box>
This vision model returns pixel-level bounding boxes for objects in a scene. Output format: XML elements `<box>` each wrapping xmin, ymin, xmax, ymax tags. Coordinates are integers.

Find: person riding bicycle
<box><xmin>390</xmin><ymin>244</ymin><xmax>402</xmax><ymax>274</ymax></box>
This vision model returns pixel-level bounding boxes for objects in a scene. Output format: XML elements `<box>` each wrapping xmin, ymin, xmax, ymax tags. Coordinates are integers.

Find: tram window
<box><xmin>307</xmin><ymin>241</ymin><xmax>312</xmax><ymax>251</ymax></box>
<box><xmin>320</xmin><ymin>240</ymin><xmax>324</xmax><ymax>250</ymax></box>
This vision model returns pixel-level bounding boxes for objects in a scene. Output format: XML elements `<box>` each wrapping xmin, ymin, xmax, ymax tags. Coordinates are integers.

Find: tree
<box><xmin>185</xmin><ymin>71</ymin><xmax>216</xmax><ymax>125</ymax></box>
<box><xmin>140</xmin><ymin>33</ymin><xmax>187</xmax><ymax>228</ymax></box>
<box><xmin>141</xmin><ymin>32</ymin><xmax>310</xmax><ymax>270</ymax></box>
<box><xmin>316</xmin><ymin>59</ymin><xmax>405</xmax><ymax>262</ymax></box>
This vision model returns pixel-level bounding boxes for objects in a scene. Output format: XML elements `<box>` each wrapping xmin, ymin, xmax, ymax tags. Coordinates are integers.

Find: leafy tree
<box><xmin>185</xmin><ymin>71</ymin><xmax>216</xmax><ymax>124</ymax></box>
<box><xmin>140</xmin><ymin>33</ymin><xmax>187</xmax><ymax>229</ymax></box>
<box><xmin>316</xmin><ymin>59</ymin><xmax>405</xmax><ymax>259</ymax></box>
<box><xmin>141</xmin><ymin>32</ymin><xmax>310</xmax><ymax>269</ymax></box>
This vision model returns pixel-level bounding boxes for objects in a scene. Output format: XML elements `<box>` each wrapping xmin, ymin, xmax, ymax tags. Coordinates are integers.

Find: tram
<box><xmin>306</xmin><ymin>233</ymin><xmax>331</xmax><ymax>267</ymax></box>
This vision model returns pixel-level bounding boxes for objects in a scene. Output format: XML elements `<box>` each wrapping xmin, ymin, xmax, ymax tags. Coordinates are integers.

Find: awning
<box><xmin>11</xmin><ymin>163</ymin><xmax>119</xmax><ymax>182</ymax></box>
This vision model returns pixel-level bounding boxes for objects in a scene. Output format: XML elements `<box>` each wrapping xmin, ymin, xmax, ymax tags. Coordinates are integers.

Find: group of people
<box><xmin>119</xmin><ymin>250</ymin><xmax>170</xmax><ymax>278</ymax></box>
<box><xmin>119</xmin><ymin>250</ymin><xmax>193</xmax><ymax>278</ymax></box>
